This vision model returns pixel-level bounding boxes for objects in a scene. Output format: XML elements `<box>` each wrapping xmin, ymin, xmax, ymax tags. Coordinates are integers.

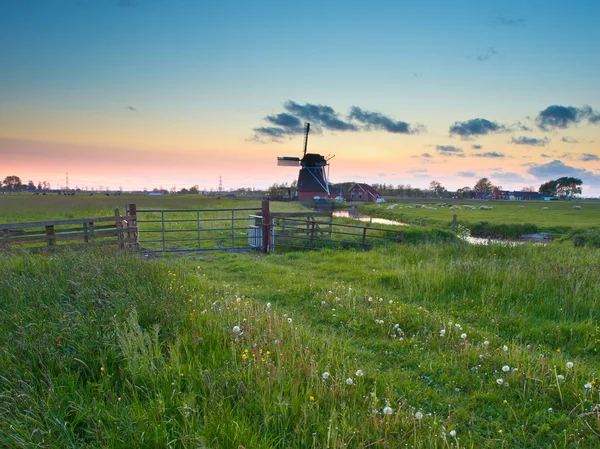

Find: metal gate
<box><xmin>133</xmin><ymin>206</ymin><xmax>262</xmax><ymax>253</ymax></box>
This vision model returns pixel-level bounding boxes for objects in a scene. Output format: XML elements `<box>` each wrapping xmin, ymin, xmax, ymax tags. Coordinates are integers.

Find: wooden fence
<box><xmin>1</xmin><ymin>206</ymin><xmax>138</xmax><ymax>251</ymax></box>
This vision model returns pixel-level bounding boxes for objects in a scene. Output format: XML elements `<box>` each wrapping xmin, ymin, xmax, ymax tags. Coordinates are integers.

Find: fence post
<box><xmin>361</xmin><ymin>227</ymin><xmax>367</xmax><ymax>248</ymax></box>
<box><xmin>115</xmin><ymin>208</ymin><xmax>124</xmax><ymax>249</ymax></box>
<box><xmin>309</xmin><ymin>221</ymin><xmax>316</xmax><ymax>248</ymax></box>
<box><xmin>452</xmin><ymin>214</ymin><xmax>457</xmax><ymax>232</ymax></box>
<box><xmin>127</xmin><ymin>203</ymin><xmax>138</xmax><ymax>250</ymax></box>
<box><xmin>262</xmin><ymin>200</ymin><xmax>271</xmax><ymax>253</ymax></box>
<box><xmin>45</xmin><ymin>225</ymin><xmax>55</xmax><ymax>247</ymax></box>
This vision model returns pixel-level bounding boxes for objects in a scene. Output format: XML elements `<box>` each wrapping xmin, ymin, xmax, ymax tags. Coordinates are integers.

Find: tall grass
<box><xmin>1</xmin><ymin>243</ymin><xmax>599</xmax><ymax>447</ymax></box>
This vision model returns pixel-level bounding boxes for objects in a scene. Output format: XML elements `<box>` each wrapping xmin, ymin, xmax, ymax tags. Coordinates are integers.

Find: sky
<box><xmin>1</xmin><ymin>0</ymin><xmax>599</xmax><ymax>195</ymax></box>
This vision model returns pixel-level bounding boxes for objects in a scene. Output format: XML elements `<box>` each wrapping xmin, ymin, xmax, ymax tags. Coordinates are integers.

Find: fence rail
<box><xmin>269</xmin><ymin>216</ymin><xmax>404</xmax><ymax>251</ymax></box>
<box><xmin>1</xmin><ymin>209</ymin><xmax>138</xmax><ymax>250</ymax></box>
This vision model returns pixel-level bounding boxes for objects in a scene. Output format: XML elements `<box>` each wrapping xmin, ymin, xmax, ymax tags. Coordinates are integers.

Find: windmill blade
<box><xmin>277</xmin><ymin>156</ymin><xmax>301</xmax><ymax>166</ymax></box>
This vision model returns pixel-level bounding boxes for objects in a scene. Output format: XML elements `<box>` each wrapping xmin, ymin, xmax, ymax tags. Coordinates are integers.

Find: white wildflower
<box><xmin>584</xmin><ymin>382</ymin><xmax>592</xmax><ymax>389</ymax></box>
<box><xmin>415</xmin><ymin>411</ymin><xmax>423</xmax><ymax>420</ymax></box>
<box><xmin>449</xmin><ymin>430</ymin><xmax>457</xmax><ymax>437</ymax></box>
<box><xmin>232</xmin><ymin>326</ymin><xmax>241</xmax><ymax>334</ymax></box>
<box><xmin>322</xmin><ymin>372</ymin><xmax>330</xmax><ymax>380</ymax></box>
<box><xmin>557</xmin><ymin>375</ymin><xmax>565</xmax><ymax>381</ymax></box>
<box><xmin>496</xmin><ymin>378</ymin><xmax>504</xmax><ymax>385</ymax></box>
<box><xmin>345</xmin><ymin>378</ymin><xmax>354</xmax><ymax>385</ymax></box>
<box><xmin>503</xmin><ymin>345</ymin><xmax>508</xmax><ymax>351</ymax></box>
<box><xmin>440</xmin><ymin>329</ymin><xmax>446</xmax><ymax>336</ymax></box>
<box><xmin>383</xmin><ymin>406</ymin><xmax>393</xmax><ymax>415</ymax></box>
<box><xmin>483</xmin><ymin>340</ymin><xmax>490</xmax><ymax>346</ymax></box>
<box><xmin>355</xmin><ymin>369</ymin><xmax>364</xmax><ymax>377</ymax></box>
<box><xmin>502</xmin><ymin>365</ymin><xmax>510</xmax><ymax>372</ymax></box>
<box><xmin>566</xmin><ymin>361</ymin><xmax>574</xmax><ymax>369</ymax></box>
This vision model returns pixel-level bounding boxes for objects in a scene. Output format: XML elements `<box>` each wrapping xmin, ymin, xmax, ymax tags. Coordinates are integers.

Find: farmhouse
<box><xmin>492</xmin><ymin>188</ymin><xmax>542</xmax><ymax>200</ymax></box>
<box><xmin>346</xmin><ymin>183</ymin><xmax>383</xmax><ymax>202</ymax></box>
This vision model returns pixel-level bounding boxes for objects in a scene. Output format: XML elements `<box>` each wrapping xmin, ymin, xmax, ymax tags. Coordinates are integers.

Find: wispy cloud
<box><xmin>456</xmin><ymin>171</ymin><xmax>476</xmax><ymax>177</ymax></box>
<box><xmin>436</xmin><ymin>145</ymin><xmax>464</xmax><ymax>157</ymax></box>
<box><xmin>474</xmin><ymin>151</ymin><xmax>505</xmax><ymax>158</ymax></box>
<box><xmin>472</xmin><ymin>144</ymin><xmax>483</xmax><ymax>149</ymax></box>
<box><xmin>449</xmin><ymin>118</ymin><xmax>508</xmax><ymax>139</ymax></box>
<box><xmin>494</xmin><ymin>16</ymin><xmax>525</xmax><ymax>26</ymax></box>
<box><xmin>536</xmin><ymin>104</ymin><xmax>600</xmax><ymax>130</ymax></box>
<box><xmin>561</xmin><ymin>136</ymin><xmax>579</xmax><ymax>144</ymax></box>
<box><xmin>475</xmin><ymin>47</ymin><xmax>498</xmax><ymax>62</ymax></box>
<box><xmin>511</xmin><ymin>136</ymin><xmax>550</xmax><ymax>146</ymax></box>
<box><xmin>581</xmin><ymin>153</ymin><xmax>600</xmax><ymax>162</ymax></box>
<box><xmin>349</xmin><ymin>107</ymin><xmax>420</xmax><ymax>134</ymax></box>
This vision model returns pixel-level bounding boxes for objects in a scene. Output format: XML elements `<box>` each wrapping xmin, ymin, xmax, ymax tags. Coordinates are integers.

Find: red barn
<box><xmin>346</xmin><ymin>183</ymin><xmax>383</xmax><ymax>202</ymax></box>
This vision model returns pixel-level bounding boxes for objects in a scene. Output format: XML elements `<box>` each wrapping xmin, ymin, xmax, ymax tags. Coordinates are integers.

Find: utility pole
<box><xmin>219</xmin><ymin>175</ymin><xmax>223</xmax><ymax>193</ymax></box>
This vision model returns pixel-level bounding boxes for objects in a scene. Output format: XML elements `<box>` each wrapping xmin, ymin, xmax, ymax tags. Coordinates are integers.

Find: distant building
<box><xmin>346</xmin><ymin>183</ymin><xmax>383</xmax><ymax>202</ymax></box>
<box><xmin>492</xmin><ymin>188</ymin><xmax>542</xmax><ymax>200</ymax></box>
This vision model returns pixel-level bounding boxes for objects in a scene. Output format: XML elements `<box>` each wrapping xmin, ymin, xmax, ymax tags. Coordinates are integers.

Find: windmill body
<box><xmin>277</xmin><ymin>123</ymin><xmax>331</xmax><ymax>201</ymax></box>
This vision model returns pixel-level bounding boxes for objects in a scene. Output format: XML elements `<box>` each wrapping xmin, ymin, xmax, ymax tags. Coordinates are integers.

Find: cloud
<box><xmin>472</xmin><ymin>144</ymin><xmax>483</xmax><ymax>149</ymax></box>
<box><xmin>285</xmin><ymin>101</ymin><xmax>357</xmax><ymax>132</ymax></box>
<box><xmin>536</xmin><ymin>104</ymin><xmax>600</xmax><ymax>130</ymax></box>
<box><xmin>252</xmin><ymin>100</ymin><xmax>422</xmax><ymax>142</ymax></box>
<box><xmin>494</xmin><ymin>16</ymin><xmax>525</xmax><ymax>26</ymax></box>
<box><xmin>581</xmin><ymin>153</ymin><xmax>600</xmax><ymax>162</ymax></box>
<box><xmin>349</xmin><ymin>107</ymin><xmax>419</xmax><ymax>134</ymax></box>
<box><xmin>526</xmin><ymin>160</ymin><xmax>600</xmax><ymax>186</ymax></box>
<box><xmin>474</xmin><ymin>152</ymin><xmax>505</xmax><ymax>158</ymax></box>
<box><xmin>512</xmin><ymin>121</ymin><xmax>533</xmax><ymax>132</ymax></box>
<box><xmin>407</xmin><ymin>169</ymin><xmax>428</xmax><ymax>175</ymax></box>
<box><xmin>126</xmin><ymin>106</ymin><xmax>136</xmax><ymax>111</ymax></box>
<box><xmin>476</xmin><ymin>47</ymin><xmax>498</xmax><ymax>62</ymax></box>
<box><xmin>449</xmin><ymin>118</ymin><xmax>508</xmax><ymax>138</ymax></box>
<box><xmin>456</xmin><ymin>171</ymin><xmax>476</xmax><ymax>177</ymax></box>
<box><xmin>561</xmin><ymin>136</ymin><xmax>579</xmax><ymax>144</ymax></box>
<box><xmin>490</xmin><ymin>171</ymin><xmax>528</xmax><ymax>184</ymax></box>
<box><xmin>421</xmin><ymin>153</ymin><xmax>432</xmax><ymax>158</ymax></box>
<box><xmin>540</xmin><ymin>153</ymin><xmax>551</xmax><ymax>158</ymax></box>
<box><xmin>436</xmin><ymin>145</ymin><xmax>464</xmax><ymax>157</ymax></box>
<box><xmin>511</xmin><ymin>136</ymin><xmax>550</xmax><ymax>146</ymax></box>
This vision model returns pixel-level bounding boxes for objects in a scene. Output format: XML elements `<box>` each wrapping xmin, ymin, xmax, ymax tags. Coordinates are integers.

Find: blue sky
<box><xmin>1</xmin><ymin>0</ymin><xmax>599</xmax><ymax>193</ymax></box>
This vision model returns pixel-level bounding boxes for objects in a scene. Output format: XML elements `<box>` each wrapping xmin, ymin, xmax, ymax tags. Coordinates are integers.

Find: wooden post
<box><xmin>127</xmin><ymin>203</ymin><xmax>138</xmax><ymax>250</ymax></box>
<box><xmin>309</xmin><ymin>221</ymin><xmax>316</xmax><ymax>248</ymax></box>
<box><xmin>83</xmin><ymin>222</ymin><xmax>89</xmax><ymax>243</ymax></box>
<box><xmin>361</xmin><ymin>227</ymin><xmax>367</xmax><ymax>248</ymax></box>
<box><xmin>115</xmin><ymin>208</ymin><xmax>124</xmax><ymax>249</ymax></box>
<box><xmin>261</xmin><ymin>200</ymin><xmax>271</xmax><ymax>253</ymax></box>
<box><xmin>452</xmin><ymin>214</ymin><xmax>457</xmax><ymax>232</ymax></box>
<box><xmin>45</xmin><ymin>225</ymin><xmax>55</xmax><ymax>247</ymax></box>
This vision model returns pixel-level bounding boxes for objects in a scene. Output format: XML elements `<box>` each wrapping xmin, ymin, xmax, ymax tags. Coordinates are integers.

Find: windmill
<box><xmin>277</xmin><ymin>123</ymin><xmax>334</xmax><ymax>201</ymax></box>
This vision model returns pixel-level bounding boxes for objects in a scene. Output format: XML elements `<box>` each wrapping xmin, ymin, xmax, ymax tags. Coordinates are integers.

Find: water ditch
<box><xmin>333</xmin><ymin>210</ymin><xmax>549</xmax><ymax>245</ymax></box>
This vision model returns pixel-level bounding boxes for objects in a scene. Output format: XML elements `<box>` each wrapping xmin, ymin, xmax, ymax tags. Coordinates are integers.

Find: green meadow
<box><xmin>1</xmin><ymin>195</ymin><xmax>599</xmax><ymax>448</ymax></box>
<box><xmin>360</xmin><ymin>200</ymin><xmax>600</xmax><ymax>243</ymax></box>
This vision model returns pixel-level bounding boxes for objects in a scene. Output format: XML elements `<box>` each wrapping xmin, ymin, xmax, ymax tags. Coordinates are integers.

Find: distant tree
<box><xmin>27</xmin><ymin>180</ymin><xmax>36</xmax><ymax>191</ymax></box>
<box><xmin>3</xmin><ymin>175</ymin><xmax>22</xmax><ymax>191</ymax></box>
<box><xmin>189</xmin><ymin>185</ymin><xmax>199</xmax><ymax>194</ymax></box>
<box><xmin>556</xmin><ymin>177</ymin><xmax>582</xmax><ymax>199</ymax></box>
<box><xmin>473</xmin><ymin>177</ymin><xmax>494</xmax><ymax>193</ymax></box>
<box><xmin>521</xmin><ymin>186</ymin><xmax>536</xmax><ymax>192</ymax></box>
<box><xmin>429</xmin><ymin>180</ymin><xmax>446</xmax><ymax>197</ymax></box>
<box><xmin>179</xmin><ymin>187</ymin><xmax>190</xmax><ymax>194</ymax></box>
<box><xmin>455</xmin><ymin>186</ymin><xmax>474</xmax><ymax>199</ymax></box>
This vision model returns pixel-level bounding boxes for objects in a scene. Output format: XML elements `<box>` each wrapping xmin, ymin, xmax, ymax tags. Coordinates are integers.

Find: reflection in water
<box><xmin>332</xmin><ymin>210</ymin><xmax>408</xmax><ymax>227</ymax></box>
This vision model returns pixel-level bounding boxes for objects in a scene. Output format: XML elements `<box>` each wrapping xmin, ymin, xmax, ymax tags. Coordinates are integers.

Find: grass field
<box><xmin>1</xmin><ymin>195</ymin><xmax>599</xmax><ymax>447</ymax></box>
<box><xmin>359</xmin><ymin>200</ymin><xmax>600</xmax><ymax>247</ymax></box>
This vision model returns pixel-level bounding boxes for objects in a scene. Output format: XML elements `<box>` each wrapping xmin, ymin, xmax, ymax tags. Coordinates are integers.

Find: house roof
<box><xmin>348</xmin><ymin>183</ymin><xmax>382</xmax><ymax>197</ymax></box>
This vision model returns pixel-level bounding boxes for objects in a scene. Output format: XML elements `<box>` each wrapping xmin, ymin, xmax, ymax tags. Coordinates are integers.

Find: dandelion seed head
<box><xmin>415</xmin><ymin>411</ymin><xmax>423</xmax><ymax>420</ymax></box>
<box><xmin>287</xmin><ymin>318</ymin><xmax>292</xmax><ymax>323</ymax></box>
<box><xmin>496</xmin><ymin>378</ymin><xmax>504</xmax><ymax>385</ymax></box>
<box><xmin>503</xmin><ymin>345</ymin><xmax>508</xmax><ymax>351</ymax></box>
<box><xmin>502</xmin><ymin>365</ymin><xmax>510</xmax><ymax>372</ymax></box>
<box><xmin>567</xmin><ymin>361</ymin><xmax>574</xmax><ymax>369</ymax></box>
<box><xmin>355</xmin><ymin>369</ymin><xmax>364</xmax><ymax>377</ymax></box>
<box><xmin>584</xmin><ymin>382</ymin><xmax>592</xmax><ymax>389</ymax></box>
<box><xmin>440</xmin><ymin>329</ymin><xmax>446</xmax><ymax>336</ymax></box>
<box><xmin>449</xmin><ymin>430</ymin><xmax>456</xmax><ymax>437</ymax></box>
<box><xmin>383</xmin><ymin>406</ymin><xmax>393</xmax><ymax>415</ymax></box>
<box><xmin>460</xmin><ymin>333</ymin><xmax>467</xmax><ymax>339</ymax></box>
<box><xmin>346</xmin><ymin>378</ymin><xmax>354</xmax><ymax>385</ymax></box>
<box><xmin>483</xmin><ymin>340</ymin><xmax>490</xmax><ymax>346</ymax></box>
<box><xmin>266</xmin><ymin>302</ymin><xmax>271</xmax><ymax>308</ymax></box>
<box><xmin>322</xmin><ymin>371</ymin><xmax>330</xmax><ymax>380</ymax></box>
<box><xmin>232</xmin><ymin>326</ymin><xmax>241</xmax><ymax>334</ymax></box>
<box><xmin>557</xmin><ymin>375</ymin><xmax>565</xmax><ymax>381</ymax></box>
